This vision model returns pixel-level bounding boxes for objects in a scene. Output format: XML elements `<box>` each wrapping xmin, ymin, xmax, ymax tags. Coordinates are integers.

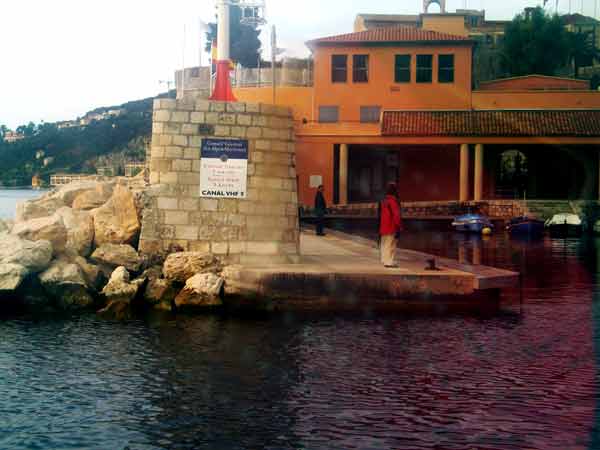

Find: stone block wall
<box><xmin>326</xmin><ymin>200</ymin><xmax>530</xmax><ymax>219</ymax></box>
<box><xmin>139</xmin><ymin>98</ymin><xmax>300</xmax><ymax>265</ymax></box>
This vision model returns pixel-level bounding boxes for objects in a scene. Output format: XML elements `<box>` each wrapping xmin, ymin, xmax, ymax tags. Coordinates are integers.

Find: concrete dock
<box><xmin>224</xmin><ymin>230</ymin><xmax>520</xmax><ymax>313</ymax></box>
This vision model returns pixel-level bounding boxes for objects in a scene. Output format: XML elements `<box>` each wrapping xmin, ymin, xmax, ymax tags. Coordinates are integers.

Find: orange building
<box><xmin>235</xmin><ymin>15</ymin><xmax>600</xmax><ymax>208</ymax></box>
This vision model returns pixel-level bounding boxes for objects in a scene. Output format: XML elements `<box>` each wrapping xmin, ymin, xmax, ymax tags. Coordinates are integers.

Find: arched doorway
<box><xmin>497</xmin><ymin>149</ymin><xmax>528</xmax><ymax>199</ymax></box>
<box><xmin>493</xmin><ymin>145</ymin><xmax>596</xmax><ymax>200</ymax></box>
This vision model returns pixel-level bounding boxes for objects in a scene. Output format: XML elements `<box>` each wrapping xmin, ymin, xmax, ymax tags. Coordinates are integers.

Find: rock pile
<box><xmin>0</xmin><ymin>181</ymin><xmax>227</xmax><ymax>319</ymax></box>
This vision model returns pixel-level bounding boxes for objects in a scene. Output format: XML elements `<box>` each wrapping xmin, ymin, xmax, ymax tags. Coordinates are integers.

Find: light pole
<box><xmin>209</xmin><ymin>0</ymin><xmax>236</xmax><ymax>102</ymax></box>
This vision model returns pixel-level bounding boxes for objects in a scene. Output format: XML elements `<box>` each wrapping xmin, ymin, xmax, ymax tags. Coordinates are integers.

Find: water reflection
<box><xmin>1</xmin><ymin>231</ymin><xmax>600</xmax><ymax>449</ymax></box>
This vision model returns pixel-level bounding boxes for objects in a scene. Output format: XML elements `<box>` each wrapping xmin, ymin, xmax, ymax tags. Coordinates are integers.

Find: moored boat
<box><xmin>545</xmin><ymin>213</ymin><xmax>583</xmax><ymax>237</ymax></box>
<box><xmin>452</xmin><ymin>214</ymin><xmax>493</xmax><ymax>233</ymax></box>
<box><xmin>506</xmin><ymin>216</ymin><xmax>545</xmax><ymax>237</ymax></box>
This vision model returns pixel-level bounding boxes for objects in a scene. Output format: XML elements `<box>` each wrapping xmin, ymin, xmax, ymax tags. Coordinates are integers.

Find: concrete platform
<box><xmin>223</xmin><ymin>230</ymin><xmax>519</xmax><ymax>313</ymax></box>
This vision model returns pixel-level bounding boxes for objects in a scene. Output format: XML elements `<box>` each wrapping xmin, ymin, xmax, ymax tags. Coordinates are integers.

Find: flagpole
<box><xmin>272</xmin><ymin>25</ymin><xmax>277</xmax><ymax>104</ymax></box>
<box><xmin>182</xmin><ymin>24</ymin><xmax>186</xmax><ymax>98</ymax></box>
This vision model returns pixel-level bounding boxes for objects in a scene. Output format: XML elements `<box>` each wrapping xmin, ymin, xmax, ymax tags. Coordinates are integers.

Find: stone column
<box><xmin>460</xmin><ymin>144</ymin><xmax>470</xmax><ymax>202</ymax></box>
<box><xmin>474</xmin><ymin>144</ymin><xmax>484</xmax><ymax>201</ymax></box>
<box><xmin>340</xmin><ymin>144</ymin><xmax>349</xmax><ymax>205</ymax></box>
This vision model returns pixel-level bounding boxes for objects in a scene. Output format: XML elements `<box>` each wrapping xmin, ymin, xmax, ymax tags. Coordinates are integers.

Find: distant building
<box><xmin>562</xmin><ymin>13</ymin><xmax>600</xmax><ymax>77</ymax></box>
<box><xmin>50</xmin><ymin>173</ymin><xmax>90</xmax><ymax>186</ymax></box>
<box><xmin>42</xmin><ymin>157</ymin><xmax>54</xmax><ymax>167</ymax></box>
<box><xmin>31</xmin><ymin>175</ymin><xmax>42</xmax><ymax>188</ymax></box>
<box><xmin>56</xmin><ymin>120</ymin><xmax>79</xmax><ymax>129</ymax></box>
<box><xmin>354</xmin><ymin>9</ymin><xmax>509</xmax><ymax>38</ymax></box>
<box><xmin>79</xmin><ymin>109</ymin><xmax>125</xmax><ymax>126</ymax></box>
<box><xmin>3</xmin><ymin>131</ymin><xmax>24</xmax><ymax>143</ymax></box>
<box><xmin>96</xmin><ymin>166</ymin><xmax>115</xmax><ymax>177</ymax></box>
<box><xmin>124</xmin><ymin>162</ymin><xmax>146</xmax><ymax>177</ymax></box>
<box><xmin>35</xmin><ymin>150</ymin><xmax>45</xmax><ymax>160</ymax></box>
<box><xmin>562</xmin><ymin>13</ymin><xmax>600</xmax><ymax>48</ymax></box>
<box><xmin>107</xmin><ymin>109</ymin><xmax>124</xmax><ymax>117</ymax></box>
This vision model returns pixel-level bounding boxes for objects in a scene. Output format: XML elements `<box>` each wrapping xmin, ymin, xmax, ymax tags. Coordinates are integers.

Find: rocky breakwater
<box><xmin>0</xmin><ymin>180</ymin><xmax>229</xmax><ymax>319</ymax></box>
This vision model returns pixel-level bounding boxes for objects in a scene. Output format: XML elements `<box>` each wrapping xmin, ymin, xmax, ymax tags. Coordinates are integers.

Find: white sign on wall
<box><xmin>200</xmin><ymin>139</ymin><xmax>248</xmax><ymax>199</ymax></box>
<box><xmin>309</xmin><ymin>175</ymin><xmax>323</xmax><ymax>188</ymax></box>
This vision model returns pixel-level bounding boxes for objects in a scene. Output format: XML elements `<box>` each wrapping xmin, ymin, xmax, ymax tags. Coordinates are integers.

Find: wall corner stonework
<box><xmin>140</xmin><ymin>99</ymin><xmax>300</xmax><ymax>264</ymax></box>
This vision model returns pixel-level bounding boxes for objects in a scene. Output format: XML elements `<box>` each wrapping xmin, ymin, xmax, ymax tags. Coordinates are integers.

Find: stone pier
<box><xmin>139</xmin><ymin>98</ymin><xmax>300</xmax><ymax>265</ymax></box>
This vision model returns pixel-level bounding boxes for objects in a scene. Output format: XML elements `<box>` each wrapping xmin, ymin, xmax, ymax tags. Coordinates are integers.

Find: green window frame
<box><xmin>438</xmin><ymin>54</ymin><xmax>455</xmax><ymax>83</ymax></box>
<box><xmin>353</xmin><ymin>54</ymin><xmax>369</xmax><ymax>83</ymax></box>
<box><xmin>394</xmin><ymin>55</ymin><xmax>411</xmax><ymax>83</ymax></box>
<box><xmin>331</xmin><ymin>55</ymin><xmax>347</xmax><ymax>83</ymax></box>
<box><xmin>416</xmin><ymin>54</ymin><xmax>433</xmax><ymax>83</ymax></box>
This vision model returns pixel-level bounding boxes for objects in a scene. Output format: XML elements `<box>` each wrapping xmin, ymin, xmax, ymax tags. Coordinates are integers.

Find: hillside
<box><xmin>0</xmin><ymin>93</ymin><xmax>172</xmax><ymax>187</ymax></box>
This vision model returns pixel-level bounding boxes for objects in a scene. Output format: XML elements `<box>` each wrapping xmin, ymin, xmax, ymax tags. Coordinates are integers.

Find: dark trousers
<box><xmin>316</xmin><ymin>215</ymin><xmax>325</xmax><ymax>235</ymax></box>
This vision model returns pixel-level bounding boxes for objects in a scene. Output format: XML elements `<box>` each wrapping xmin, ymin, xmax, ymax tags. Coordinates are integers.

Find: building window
<box><xmin>319</xmin><ymin>106</ymin><xmax>339</xmax><ymax>123</ymax></box>
<box><xmin>438</xmin><ymin>54</ymin><xmax>454</xmax><ymax>83</ymax></box>
<box><xmin>353</xmin><ymin>55</ymin><xmax>369</xmax><ymax>83</ymax></box>
<box><xmin>331</xmin><ymin>55</ymin><xmax>347</xmax><ymax>83</ymax></box>
<box><xmin>416</xmin><ymin>55</ymin><xmax>433</xmax><ymax>83</ymax></box>
<box><xmin>360</xmin><ymin>106</ymin><xmax>381</xmax><ymax>123</ymax></box>
<box><xmin>394</xmin><ymin>55</ymin><xmax>411</xmax><ymax>83</ymax></box>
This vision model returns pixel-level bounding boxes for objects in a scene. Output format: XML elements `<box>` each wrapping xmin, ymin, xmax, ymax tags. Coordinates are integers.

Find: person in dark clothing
<box><xmin>314</xmin><ymin>185</ymin><xmax>327</xmax><ymax>236</ymax></box>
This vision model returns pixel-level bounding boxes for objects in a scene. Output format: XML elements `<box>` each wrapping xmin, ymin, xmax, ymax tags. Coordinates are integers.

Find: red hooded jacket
<box><xmin>379</xmin><ymin>195</ymin><xmax>403</xmax><ymax>236</ymax></box>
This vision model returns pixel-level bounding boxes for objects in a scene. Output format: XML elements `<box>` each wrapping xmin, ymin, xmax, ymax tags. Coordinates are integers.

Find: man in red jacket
<box><xmin>379</xmin><ymin>183</ymin><xmax>403</xmax><ymax>268</ymax></box>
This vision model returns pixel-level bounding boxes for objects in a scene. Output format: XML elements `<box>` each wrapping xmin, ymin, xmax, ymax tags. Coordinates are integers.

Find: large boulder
<box><xmin>72</xmin><ymin>182</ymin><xmax>115</xmax><ymax>211</ymax></box>
<box><xmin>11</xmin><ymin>215</ymin><xmax>67</xmax><ymax>255</ymax></box>
<box><xmin>98</xmin><ymin>266</ymin><xmax>144</xmax><ymax>320</ymax></box>
<box><xmin>100</xmin><ymin>266</ymin><xmax>142</xmax><ymax>303</ymax></box>
<box><xmin>145</xmin><ymin>278</ymin><xmax>178</xmax><ymax>311</ymax></box>
<box><xmin>0</xmin><ymin>235</ymin><xmax>53</xmax><ymax>273</ymax></box>
<box><xmin>73</xmin><ymin>256</ymin><xmax>104</xmax><ymax>291</ymax></box>
<box><xmin>90</xmin><ymin>244</ymin><xmax>142</xmax><ymax>272</ymax></box>
<box><xmin>142</xmin><ymin>267</ymin><xmax>178</xmax><ymax>311</ymax></box>
<box><xmin>91</xmin><ymin>184</ymin><xmax>140</xmax><ymax>246</ymax></box>
<box><xmin>38</xmin><ymin>259</ymin><xmax>94</xmax><ymax>310</ymax></box>
<box><xmin>174</xmin><ymin>273</ymin><xmax>224</xmax><ymax>311</ymax></box>
<box><xmin>163</xmin><ymin>252</ymin><xmax>221</xmax><ymax>283</ymax></box>
<box><xmin>16</xmin><ymin>196</ymin><xmax>66</xmax><ymax>222</ymax></box>
<box><xmin>55</xmin><ymin>207</ymin><xmax>94</xmax><ymax>257</ymax></box>
<box><xmin>0</xmin><ymin>263</ymin><xmax>28</xmax><ymax>291</ymax></box>
<box><xmin>53</xmin><ymin>181</ymin><xmax>113</xmax><ymax>207</ymax></box>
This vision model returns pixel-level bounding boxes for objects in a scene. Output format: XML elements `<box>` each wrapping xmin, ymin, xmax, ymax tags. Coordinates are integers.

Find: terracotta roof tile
<box><xmin>381</xmin><ymin>110</ymin><xmax>600</xmax><ymax>137</ymax></box>
<box><xmin>307</xmin><ymin>26</ymin><xmax>471</xmax><ymax>48</ymax></box>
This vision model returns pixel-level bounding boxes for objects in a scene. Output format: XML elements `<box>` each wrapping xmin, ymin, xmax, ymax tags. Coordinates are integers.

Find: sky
<box><xmin>0</xmin><ymin>0</ymin><xmax>597</xmax><ymax>129</ymax></box>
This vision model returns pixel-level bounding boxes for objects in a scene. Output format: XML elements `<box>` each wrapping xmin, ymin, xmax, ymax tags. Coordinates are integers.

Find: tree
<box><xmin>205</xmin><ymin>5</ymin><xmax>262</xmax><ymax>68</ymax></box>
<box><xmin>16</xmin><ymin>122</ymin><xmax>37</xmax><ymax>137</ymax></box>
<box><xmin>0</xmin><ymin>125</ymin><xmax>7</xmax><ymax>140</ymax></box>
<box><xmin>501</xmin><ymin>7</ymin><xmax>570</xmax><ymax>77</ymax></box>
<box><xmin>568</xmin><ymin>30</ymin><xmax>599</xmax><ymax>78</ymax></box>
